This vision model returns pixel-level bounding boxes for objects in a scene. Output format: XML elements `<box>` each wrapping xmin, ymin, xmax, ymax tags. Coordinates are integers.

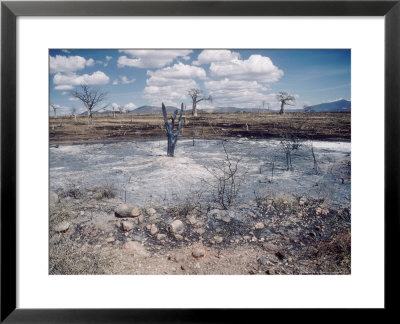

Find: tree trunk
<box><xmin>279</xmin><ymin>102</ymin><xmax>285</xmax><ymax>115</ymax></box>
<box><xmin>167</xmin><ymin>134</ymin><xmax>178</xmax><ymax>157</ymax></box>
<box><xmin>192</xmin><ymin>102</ymin><xmax>198</xmax><ymax>117</ymax></box>
<box><xmin>88</xmin><ymin>109</ymin><xmax>93</xmax><ymax>125</ymax></box>
<box><xmin>162</xmin><ymin>103</ymin><xmax>184</xmax><ymax>157</ymax></box>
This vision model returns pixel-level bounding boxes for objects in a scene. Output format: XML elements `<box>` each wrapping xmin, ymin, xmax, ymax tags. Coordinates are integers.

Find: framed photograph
<box><xmin>1</xmin><ymin>0</ymin><xmax>398</xmax><ymax>322</ymax></box>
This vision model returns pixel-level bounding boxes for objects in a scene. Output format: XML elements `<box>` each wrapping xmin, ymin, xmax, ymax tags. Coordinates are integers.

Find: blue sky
<box><xmin>49</xmin><ymin>49</ymin><xmax>350</xmax><ymax>115</ymax></box>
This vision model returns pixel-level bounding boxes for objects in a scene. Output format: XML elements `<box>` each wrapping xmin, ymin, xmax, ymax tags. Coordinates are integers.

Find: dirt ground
<box><xmin>49</xmin><ymin>111</ymin><xmax>351</xmax><ymax>144</ymax></box>
<box><xmin>49</xmin><ymin>113</ymin><xmax>351</xmax><ymax>275</ymax></box>
<box><xmin>49</xmin><ymin>139</ymin><xmax>350</xmax><ymax>275</ymax></box>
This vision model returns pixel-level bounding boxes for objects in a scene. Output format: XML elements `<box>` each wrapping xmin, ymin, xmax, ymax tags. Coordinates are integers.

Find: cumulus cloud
<box><xmin>117</xmin><ymin>50</ymin><xmax>192</xmax><ymax>68</ymax></box>
<box><xmin>210</xmin><ymin>54</ymin><xmax>283</xmax><ymax>83</ymax></box>
<box><xmin>112</xmin><ymin>76</ymin><xmax>136</xmax><ymax>85</ymax></box>
<box><xmin>124</xmin><ymin>102</ymin><xmax>137</xmax><ymax>110</ymax></box>
<box><xmin>105</xmin><ymin>56</ymin><xmax>112</xmax><ymax>61</ymax></box>
<box><xmin>53</xmin><ymin>71</ymin><xmax>110</xmax><ymax>90</ymax></box>
<box><xmin>143</xmin><ymin>62</ymin><xmax>206</xmax><ymax>106</ymax></box>
<box><xmin>193</xmin><ymin>50</ymin><xmax>240</xmax><ymax>65</ymax></box>
<box><xmin>147</xmin><ymin>62</ymin><xmax>206</xmax><ymax>80</ymax></box>
<box><xmin>50</xmin><ymin>55</ymin><xmax>96</xmax><ymax>73</ymax></box>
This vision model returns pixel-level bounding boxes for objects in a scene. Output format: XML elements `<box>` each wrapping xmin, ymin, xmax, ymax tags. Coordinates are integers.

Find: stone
<box><xmin>121</xmin><ymin>221</ymin><xmax>134</xmax><ymax>232</ymax></box>
<box><xmin>156</xmin><ymin>233</ymin><xmax>167</xmax><ymax>241</ymax></box>
<box><xmin>214</xmin><ymin>236</ymin><xmax>223</xmax><ymax>243</ymax></box>
<box><xmin>54</xmin><ymin>221</ymin><xmax>70</xmax><ymax>233</ymax></box>
<box><xmin>169</xmin><ymin>220</ymin><xmax>184</xmax><ymax>234</ymax></box>
<box><xmin>131</xmin><ymin>207</ymin><xmax>141</xmax><ymax>217</ymax></box>
<box><xmin>146</xmin><ymin>208</ymin><xmax>157</xmax><ymax>216</ymax></box>
<box><xmin>150</xmin><ymin>224</ymin><xmax>158</xmax><ymax>235</ymax></box>
<box><xmin>115</xmin><ymin>204</ymin><xmax>141</xmax><ymax>218</ymax></box>
<box><xmin>186</xmin><ymin>215</ymin><xmax>198</xmax><ymax>225</ymax></box>
<box><xmin>262</xmin><ymin>243</ymin><xmax>279</xmax><ymax>252</ymax></box>
<box><xmin>222</xmin><ymin>216</ymin><xmax>231</xmax><ymax>223</ymax></box>
<box><xmin>255</xmin><ymin>222</ymin><xmax>264</xmax><ymax>230</ymax></box>
<box><xmin>174</xmin><ymin>234</ymin><xmax>183</xmax><ymax>241</ymax></box>
<box><xmin>257</xmin><ymin>257</ymin><xmax>267</xmax><ymax>265</ymax></box>
<box><xmin>105</xmin><ymin>237</ymin><xmax>115</xmax><ymax>243</ymax></box>
<box><xmin>195</xmin><ymin>228</ymin><xmax>205</xmax><ymax>235</ymax></box>
<box><xmin>192</xmin><ymin>248</ymin><xmax>205</xmax><ymax>259</ymax></box>
<box><xmin>124</xmin><ymin>241</ymin><xmax>149</xmax><ymax>258</ymax></box>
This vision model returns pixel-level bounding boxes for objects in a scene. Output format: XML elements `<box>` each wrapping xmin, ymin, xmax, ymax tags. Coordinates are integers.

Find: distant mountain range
<box><xmin>82</xmin><ymin>99</ymin><xmax>350</xmax><ymax>115</ymax></box>
<box><xmin>304</xmin><ymin>99</ymin><xmax>351</xmax><ymax>112</ymax></box>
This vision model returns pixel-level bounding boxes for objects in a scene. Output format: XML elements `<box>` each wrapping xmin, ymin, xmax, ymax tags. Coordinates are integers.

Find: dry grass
<box><xmin>49</xmin><ymin>112</ymin><xmax>350</xmax><ymax>144</ymax></box>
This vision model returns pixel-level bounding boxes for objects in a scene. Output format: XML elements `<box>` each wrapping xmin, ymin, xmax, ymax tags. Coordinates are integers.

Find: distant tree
<box><xmin>162</xmin><ymin>102</ymin><xmax>184</xmax><ymax>157</ymax></box>
<box><xmin>188</xmin><ymin>88</ymin><xmax>212</xmax><ymax>117</ymax></box>
<box><xmin>72</xmin><ymin>107</ymin><xmax>77</xmax><ymax>121</ymax></box>
<box><xmin>72</xmin><ymin>85</ymin><xmax>107</xmax><ymax>125</ymax></box>
<box><xmin>118</xmin><ymin>106</ymin><xmax>125</xmax><ymax>114</ymax></box>
<box><xmin>50</xmin><ymin>104</ymin><xmax>59</xmax><ymax>118</ymax></box>
<box><xmin>276</xmin><ymin>91</ymin><xmax>295</xmax><ymax>115</ymax></box>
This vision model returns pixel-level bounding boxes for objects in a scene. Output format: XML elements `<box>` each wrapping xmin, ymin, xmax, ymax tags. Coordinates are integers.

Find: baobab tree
<box><xmin>276</xmin><ymin>91</ymin><xmax>295</xmax><ymax>115</ymax></box>
<box><xmin>72</xmin><ymin>84</ymin><xmax>107</xmax><ymax>125</ymax></box>
<box><xmin>188</xmin><ymin>88</ymin><xmax>212</xmax><ymax>117</ymax></box>
<box><xmin>162</xmin><ymin>102</ymin><xmax>184</xmax><ymax>157</ymax></box>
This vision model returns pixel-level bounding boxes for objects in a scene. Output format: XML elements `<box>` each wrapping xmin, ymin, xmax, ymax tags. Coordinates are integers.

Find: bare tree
<box><xmin>50</xmin><ymin>104</ymin><xmax>59</xmax><ymax>118</ymax></box>
<box><xmin>188</xmin><ymin>88</ymin><xmax>212</xmax><ymax>117</ymax></box>
<box><xmin>162</xmin><ymin>102</ymin><xmax>184</xmax><ymax>157</ymax></box>
<box><xmin>276</xmin><ymin>91</ymin><xmax>295</xmax><ymax>115</ymax></box>
<box><xmin>71</xmin><ymin>107</ymin><xmax>77</xmax><ymax>121</ymax></box>
<box><xmin>280</xmin><ymin>134</ymin><xmax>301</xmax><ymax>171</ymax></box>
<box><xmin>71</xmin><ymin>85</ymin><xmax>107</xmax><ymax>125</ymax></box>
<box><xmin>118</xmin><ymin>106</ymin><xmax>125</xmax><ymax>115</ymax></box>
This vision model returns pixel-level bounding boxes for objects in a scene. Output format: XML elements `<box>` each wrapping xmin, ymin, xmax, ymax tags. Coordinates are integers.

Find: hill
<box><xmin>304</xmin><ymin>99</ymin><xmax>351</xmax><ymax>112</ymax></box>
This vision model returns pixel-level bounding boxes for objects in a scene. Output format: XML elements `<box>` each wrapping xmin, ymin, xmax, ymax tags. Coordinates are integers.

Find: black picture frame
<box><xmin>1</xmin><ymin>0</ymin><xmax>398</xmax><ymax>322</ymax></box>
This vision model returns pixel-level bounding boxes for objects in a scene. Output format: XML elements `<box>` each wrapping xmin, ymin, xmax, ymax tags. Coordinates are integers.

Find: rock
<box><xmin>186</xmin><ymin>215</ymin><xmax>198</xmax><ymax>225</ymax></box>
<box><xmin>49</xmin><ymin>192</ymin><xmax>60</xmax><ymax>206</ymax></box>
<box><xmin>150</xmin><ymin>224</ymin><xmax>158</xmax><ymax>235</ymax></box>
<box><xmin>146</xmin><ymin>208</ymin><xmax>157</xmax><ymax>216</ymax></box>
<box><xmin>299</xmin><ymin>197</ymin><xmax>307</xmax><ymax>206</ymax></box>
<box><xmin>80</xmin><ymin>211</ymin><xmax>85</xmax><ymax>216</ymax></box>
<box><xmin>214</xmin><ymin>236</ymin><xmax>223</xmax><ymax>243</ymax></box>
<box><xmin>222</xmin><ymin>216</ymin><xmax>231</xmax><ymax>223</ymax></box>
<box><xmin>255</xmin><ymin>222</ymin><xmax>264</xmax><ymax>230</ymax></box>
<box><xmin>121</xmin><ymin>221</ymin><xmax>134</xmax><ymax>232</ymax></box>
<box><xmin>262</xmin><ymin>243</ymin><xmax>278</xmax><ymax>252</ymax></box>
<box><xmin>131</xmin><ymin>207</ymin><xmax>141</xmax><ymax>217</ymax></box>
<box><xmin>54</xmin><ymin>221</ymin><xmax>70</xmax><ymax>233</ymax></box>
<box><xmin>168</xmin><ymin>253</ymin><xmax>185</xmax><ymax>263</ymax></box>
<box><xmin>115</xmin><ymin>204</ymin><xmax>141</xmax><ymax>218</ymax></box>
<box><xmin>174</xmin><ymin>234</ymin><xmax>183</xmax><ymax>241</ymax></box>
<box><xmin>169</xmin><ymin>220</ymin><xmax>184</xmax><ymax>234</ymax></box>
<box><xmin>124</xmin><ymin>241</ymin><xmax>149</xmax><ymax>258</ymax></box>
<box><xmin>192</xmin><ymin>248</ymin><xmax>205</xmax><ymax>259</ymax></box>
<box><xmin>315</xmin><ymin>207</ymin><xmax>322</xmax><ymax>215</ymax></box>
<box><xmin>105</xmin><ymin>237</ymin><xmax>115</xmax><ymax>243</ymax></box>
<box><xmin>156</xmin><ymin>233</ymin><xmax>166</xmax><ymax>241</ymax></box>
<box><xmin>269</xmin><ymin>258</ymin><xmax>278</xmax><ymax>264</ymax></box>
<box><xmin>195</xmin><ymin>228</ymin><xmax>205</xmax><ymax>235</ymax></box>
<box><xmin>257</xmin><ymin>257</ymin><xmax>267</xmax><ymax>265</ymax></box>
<box><xmin>243</xmin><ymin>235</ymin><xmax>251</xmax><ymax>242</ymax></box>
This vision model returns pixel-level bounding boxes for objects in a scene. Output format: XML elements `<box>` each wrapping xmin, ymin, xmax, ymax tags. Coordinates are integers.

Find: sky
<box><xmin>49</xmin><ymin>49</ymin><xmax>350</xmax><ymax>115</ymax></box>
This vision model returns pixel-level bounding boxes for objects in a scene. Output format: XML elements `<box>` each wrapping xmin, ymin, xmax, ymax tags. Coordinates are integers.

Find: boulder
<box><xmin>150</xmin><ymin>224</ymin><xmax>158</xmax><ymax>235</ymax></box>
<box><xmin>192</xmin><ymin>248</ymin><xmax>205</xmax><ymax>259</ymax></box>
<box><xmin>169</xmin><ymin>220</ymin><xmax>184</xmax><ymax>234</ymax></box>
<box><xmin>54</xmin><ymin>221</ymin><xmax>70</xmax><ymax>233</ymax></box>
<box><xmin>121</xmin><ymin>221</ymin><xmax>134</xmax><ymax>232</ymax></box>
<box><xmin>115</xmin><ymin>204</ymin><xmax>141</xmax><ymax>218</ymax></box>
